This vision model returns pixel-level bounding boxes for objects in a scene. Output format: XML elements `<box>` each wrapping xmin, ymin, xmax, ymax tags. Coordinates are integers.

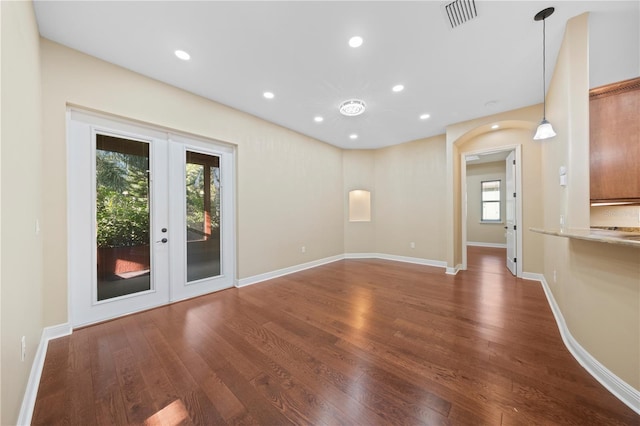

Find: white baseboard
<box><xmin>345</xmin><ymin>253</ymin><xmax>447</xmax><ymax>269</ymax></box>
<box><xmin>17</xmin><ymin>323</ymin><xmax>72</xmax><ymax>425</ymax></box>
<box><xmin>521</xmin><ymin>272</ymin><xmax>543</xmax><ymax>282</ymax></box>
<box><xmin>522</xmin><ymin>272</ymin><xmax>640</xmax><ymax>414</ymax></box>
<box><xmin>343</xmin><ymin>252</ymin><xmax>378</xmax><ymax>259</ymax></box>
<box><xmin>446</xmin><ymin>264</ymin><xmax>463</xmax><ymax>275</ymax></box>
<box><xmin>238</xmin><ymin>253</ymin><xmax>448</xmax><ymax>287</ymax></box>
<box><xmin>236</xmin><ymin>255</ymin><xmax>344</xmax><ymax>287</ymax></box>
<box><xmin>467</xmin><ymin>241</ymin><xmax>506</xmax><ymax>248</ymax></box>
<box><xmin>376</xmin><ymin>253</ymin><xmax>447</xmax><ymax>268</ymax></box>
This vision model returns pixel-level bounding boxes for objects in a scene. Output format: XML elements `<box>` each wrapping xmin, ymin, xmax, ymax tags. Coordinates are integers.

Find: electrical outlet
<box><xmin>301</xmin><ymin>246</ymin><xmax>306</xmax><ymax>253</ymax></box>
<box><xmin>21</xmin><ymin>336</ymin><xmax>26</xmax><ymax>361</ymax></box>
<box><xmin>553</xmin><ymin>270</ymin><xmax>557</xmax><ymax>283</ymax></box>
<box><xmin>410</xmin><ymin>242</ymin><xmax>415</xmax><ymax>249</ymax></box>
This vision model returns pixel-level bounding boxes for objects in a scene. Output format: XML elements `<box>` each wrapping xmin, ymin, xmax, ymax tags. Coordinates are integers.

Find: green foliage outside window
<box><xmin>96</xmin><ymin>151</ymin><xmax>150</xmax><ymax>248</ymax></box>
<box><xmin>96</xmin><ymin>148</ymin><xmax>220</xmax><ymax>248</ymax></box>
<box><xmin>185</xmin><ymin>163</ymin><xmax>220</xmax><ymax>238</ymax></box>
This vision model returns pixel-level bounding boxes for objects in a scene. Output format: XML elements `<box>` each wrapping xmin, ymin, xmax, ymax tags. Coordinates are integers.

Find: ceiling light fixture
<box><xmin>339</xmin><ymin>99</ymin><xmax>366</xmax><ymax>116</ymax></box>
<box><xmin>349</xmin><ymin>36</ymin><xmax>363</xmax><ymax>48</ymax></box>
<box><xmin>349</xmin><ymin>134</ymin><xmax>358</xmax><ymax>140</ymax></box>
<box><xmin>263</xmin><ymin>91</ymin><xmax>275</xmax><ymax>99</ymax></box>
<box><xmin>392</xmin><ymin>84</ymin><xmax>404</xmax><ymax>92</ymax></box>
<box><xmin>533</xmin><ymin>7</ymin><xmax>557</xmax><ymax>140</ymax></box>
<box><xmin>174</xmin><ymin>50</ymin><xmax>191</xmax><ymax>61</ymax></box>
<box><xmin>314</xmin><ymin>116</ymin><xmax>324</xmax><ymax>123</ymax></box>
<box><xmin>419</xmin><ymin>113</ymin><xmax>431</xmax><ymax>120</ymax></box>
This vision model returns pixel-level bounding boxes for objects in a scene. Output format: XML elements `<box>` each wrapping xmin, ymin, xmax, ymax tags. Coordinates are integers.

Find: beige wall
<box><xmin>342</xmin><ymin>135</ymin><xmax>447</xmax><ymax>262</ymax></box>
<box><xmin>543</xmin><ymin>13</ymin><xmax>639</xmax><ymax>390</ymax></box>
<box><xmin>40</xmin><ymin>39</ymin><xmax>344</xmax><ymax>325</ymax></box>
<box><xmin>343</xmin><ymin>150</ymin><xmax>376</xmax><ymax>253</ymax></box>
<box><xmin>466</xmin><ymin>161</ymin><xmax>507</xmax><ymax>245</ymax></box>
<box><xmin>1</xmin><ymin>2</ymin><xmax>45</xmax><ymax>424</ymax></box>
<box><xmin>237</xmin><ymin>128</ymin><xmax>343</xmax><ymax>277</ymax></box>
<box><xmin>373</xmin><ymin>136</ymin><xmax>447</xmax><ymax>261</ymax></box>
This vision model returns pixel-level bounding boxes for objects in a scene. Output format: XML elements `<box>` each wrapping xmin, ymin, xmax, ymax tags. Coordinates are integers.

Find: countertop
<box><xmin>529</xmin><ymin>227</ymin><xmax>640</xmax><ymax>248</ymax></box>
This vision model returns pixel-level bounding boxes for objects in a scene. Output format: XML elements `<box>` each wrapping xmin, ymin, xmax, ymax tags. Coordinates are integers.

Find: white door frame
<box><xmin>460</xmin><ymin>144</ymin><xmax>523</xmax><ymax>277</ymax></box>
<box><xmin>505</xmin><ymin>151</ymin><xmax>517</xmax><ymax>276</ymax></box>
<box><xmin>67</xmin><ymin>108</ymin><xmax>236</xmax><ymax>327</ymax></box>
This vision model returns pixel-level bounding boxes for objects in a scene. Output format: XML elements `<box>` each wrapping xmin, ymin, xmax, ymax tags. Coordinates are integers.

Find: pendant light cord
<box><xmin>542</xmin><ymin>17</ymin><xmax>546</xmax><ymax>119</ymax></box>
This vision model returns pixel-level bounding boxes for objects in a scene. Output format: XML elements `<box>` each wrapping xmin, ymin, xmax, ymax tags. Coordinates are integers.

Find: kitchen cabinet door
<box><xmin>589</xmin><ymin>78</ymin><xmax>640</xmax><ymax>203</ymax></box>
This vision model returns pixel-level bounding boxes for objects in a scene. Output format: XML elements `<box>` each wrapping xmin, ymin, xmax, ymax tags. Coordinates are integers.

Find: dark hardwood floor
<box><xmin>32</xmin><ymin>248</ymin><xmax>638</xmax><ymax>425</ymax></box>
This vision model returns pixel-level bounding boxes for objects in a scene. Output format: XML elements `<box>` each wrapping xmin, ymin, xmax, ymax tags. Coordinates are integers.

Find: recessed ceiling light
<box><xmin>174</xmin><ymin>50</ymin><xmax>191</xmax><ymax>61</ymax></box>
<box><xmin>349</xmin><ymin>134</ymin><xmax>358</xmax><ymax>140</ymax></box>
<box><xmin>491</xmin><ymin>124</ymin><xmax>500</xmax><ymax>129</ymax></box>
<box><xmin>419</xmin><ymin>113</ymin><xmax>431</xmax><ymax>120</ymax></box>
<box><xmin>339</xmin><ymin>99</ymin><xmax>366</xmax><ymax>116</ymax></box>
<box><xmin>314</xmin><ymin>116</ymin><xmax>324</xmax><ymax>123</ymax></box>
<box><xmin>349</xmin><ymin>36</ymin><xmax>363</xmax><ymax>48</ymax></box>
<box><xmin>392</xmin><ymin>84</ymin><xmax>404</xmax><ymax>92</ymax></box>
<box><xmin>263</xmin><ymin>91</ymin><xmax>275</xmax><ymax>99</ymax></box>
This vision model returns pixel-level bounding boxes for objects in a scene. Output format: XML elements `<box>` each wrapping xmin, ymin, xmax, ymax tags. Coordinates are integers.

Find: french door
<box><xmin>68</xmin><ymin>110</ymin><xmax>235</xmax><ymax>327</ymax></box>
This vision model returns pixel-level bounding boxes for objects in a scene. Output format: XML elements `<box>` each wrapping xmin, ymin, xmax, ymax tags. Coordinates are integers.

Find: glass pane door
<box><xmin>168</xmin><ymin>139</ymin><xmax>234</xmax><ymax>302</ymax></box>
<box><xmin>96</xmin><ymin>134</ymin><xmax>151</xmax><ymax>300</ymax></box>
<box><xmin>185</xmin><ymin>151</ymin><xmax>221</xmax><ymax>282</ymax></box>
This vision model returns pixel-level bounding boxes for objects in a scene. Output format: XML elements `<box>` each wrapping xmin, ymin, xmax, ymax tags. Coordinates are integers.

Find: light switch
<box><xmin>559</xmin><ymin>166</ymin><xmax>567</xmax><ymax>187</ymax></box>
<box><xmin>560</xmin><ymin>175</ymin><xmax>567</xmax><ymax>186</ymax></box>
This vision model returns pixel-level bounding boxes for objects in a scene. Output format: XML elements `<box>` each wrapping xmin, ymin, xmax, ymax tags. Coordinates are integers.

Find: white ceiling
<box><xmin>33</xmin><ymin>1</ymin><xmax>638</xmax><ymax>149</ymax></box>
<box><xmin>465</xmin><ymin>150</ymin><xmax>510</xmax><ymax>165</ymax></box>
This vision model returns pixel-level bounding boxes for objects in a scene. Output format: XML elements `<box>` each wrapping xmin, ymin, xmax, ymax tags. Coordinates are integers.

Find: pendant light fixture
<box><xmin>533</xmin><ymin>7</ymin><xmax>557</xmax><ymax>140</ymax></box>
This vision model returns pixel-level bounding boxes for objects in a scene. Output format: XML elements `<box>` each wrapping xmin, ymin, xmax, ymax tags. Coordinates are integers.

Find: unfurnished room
<box><xmin>1</xmin><ymin>1</ymin><xmax>639</xmax><ymax>425</ymax></box>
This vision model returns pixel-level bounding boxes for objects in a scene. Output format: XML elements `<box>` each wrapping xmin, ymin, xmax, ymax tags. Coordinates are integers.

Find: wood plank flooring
<box><xmin>32</xmin><ymin>248</ymin><xmax>638</xmax><ymax>425</ymax></box>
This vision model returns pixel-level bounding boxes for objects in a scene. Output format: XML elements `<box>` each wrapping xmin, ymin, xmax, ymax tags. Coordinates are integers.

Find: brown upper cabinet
<box><xmin>589</xmin><ymin>77</ymin><xmax>640</xmax><ymax>203</ymax></box>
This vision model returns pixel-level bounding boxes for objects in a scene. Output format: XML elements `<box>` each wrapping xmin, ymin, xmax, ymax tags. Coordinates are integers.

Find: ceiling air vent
<box><xmin>444</xmin><ymin>0</ymin><xmax>477</xmax><ymax>29</ymax></box>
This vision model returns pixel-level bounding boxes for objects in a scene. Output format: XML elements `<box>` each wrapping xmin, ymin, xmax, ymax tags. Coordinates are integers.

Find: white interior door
<box><xmin>68</xmin><ymin>110</ymin><xmax>234</xmax><ymax>327</ymax></box>
<box><xmin>505</xmin><ymin>151</ymin><xmax>517</xmax><ymax>276</ymax></box>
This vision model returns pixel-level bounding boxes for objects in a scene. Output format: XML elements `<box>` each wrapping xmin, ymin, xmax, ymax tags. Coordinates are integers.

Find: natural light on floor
<box><xmin>144</xmin><ymin>400</ymin><xmax>189</xmax><ymax>426</ymax></box>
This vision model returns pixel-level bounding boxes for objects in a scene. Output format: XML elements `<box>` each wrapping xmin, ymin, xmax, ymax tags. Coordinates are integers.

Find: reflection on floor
<box><xmin>466</xmin><ymin>245</ymin><xmax>513</xmax><ymax>276</ymax></box>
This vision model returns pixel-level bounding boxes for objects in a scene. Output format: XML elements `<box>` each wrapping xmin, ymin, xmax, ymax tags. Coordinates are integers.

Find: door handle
<box><xmin>504</xmin><ymin>226</ymin><xmax>508</xmax><ymax>229</ymax></box>
<box><xmin>156</xmin><ymin>238</ymin><xmax>168</xmax><ymax>243</ymax></box>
